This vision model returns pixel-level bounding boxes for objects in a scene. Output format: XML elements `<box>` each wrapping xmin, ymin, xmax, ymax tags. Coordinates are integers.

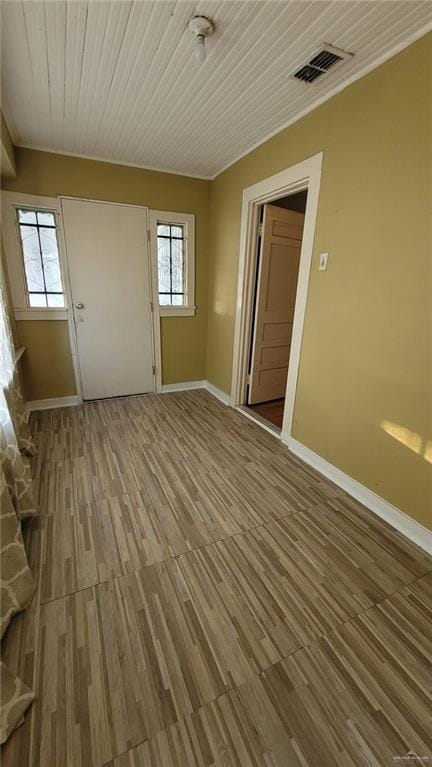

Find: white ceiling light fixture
<box><xmin>188</xmin><ymin>15</ymin><xmax>214</xmax><ymax>63</ymax></box>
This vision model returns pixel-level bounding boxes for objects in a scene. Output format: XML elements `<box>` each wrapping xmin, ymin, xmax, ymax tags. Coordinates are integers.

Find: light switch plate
<box><xmin>319</xmin><ymin>252</ymin><xmax>328</xmax><ymax>271</ymax></box>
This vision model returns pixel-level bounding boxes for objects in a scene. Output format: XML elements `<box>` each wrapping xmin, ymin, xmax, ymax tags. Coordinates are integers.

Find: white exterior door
<box><xmin>61</xmin><ymin>198</ymin><xmax>154</xmax><ymax>400</ymax></box>
<box><xmin>248</xmin><ymin>204</ymin><xmax>305</xmax><ymax>405</ymax></box>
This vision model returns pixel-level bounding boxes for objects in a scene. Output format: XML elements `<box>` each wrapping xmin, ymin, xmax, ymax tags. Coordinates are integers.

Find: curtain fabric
<box><xmin>0</xmin><ymin>282</ymin><xmax>37</xmax><ymax>744</ymax></box>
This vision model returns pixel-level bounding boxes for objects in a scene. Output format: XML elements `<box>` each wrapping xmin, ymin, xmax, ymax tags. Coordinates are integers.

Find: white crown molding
<box><xmin>14</xmin><ymin>144</ymin><xmax>211</xmax><ymax>181</ymax></box>
<box><xmin>9</xmin><ymin>24</ymin><xmax>431</xmax><ymax>182</ymax></box>
<box><xmin>282</xmin><ymin>435</ymin><xmax>432</xmax><ymax>556</ymax></box>
<box><xmin>210</xmin><ymin>23</ymin><xmax>432</xmax><ymax>179</ymax></box>
<box><xmin>26</xmin><ymin>395</ymin><xmax>80</xmax><ymax>412</ymax></box>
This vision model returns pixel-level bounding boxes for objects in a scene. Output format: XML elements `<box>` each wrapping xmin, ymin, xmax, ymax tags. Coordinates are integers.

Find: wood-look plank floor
<box><xmin>2</xmin><ymin>390</ymin><xmax>431</xmax><ymax>767</ymax></box>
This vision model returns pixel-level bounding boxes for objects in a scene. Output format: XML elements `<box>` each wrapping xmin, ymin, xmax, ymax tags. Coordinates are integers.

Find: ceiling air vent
<box><xmin>292</xmin><ymin>44</ymin><xmax>353</xmax><ymax>84</ymax></box>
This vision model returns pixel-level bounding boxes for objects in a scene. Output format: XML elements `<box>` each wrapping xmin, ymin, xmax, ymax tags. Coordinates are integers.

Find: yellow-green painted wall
<box><xmin>16</xmin><ymin>320</ymin><xmax>75</xmax><ymax>401</ymax></box>
<box><xmin>2</xmin><ymin>35</ymin><xmax>430</xmax><ymax>530</ymax></box>
<box><xmin>2</xmin><ymin>148</ymin><xmax>211</xmax><ymax>396</ymax></box>
<box><xmin>206</xmin><ymin>34</ymin><xmax>432</xmax><ymax>529</ymax></box>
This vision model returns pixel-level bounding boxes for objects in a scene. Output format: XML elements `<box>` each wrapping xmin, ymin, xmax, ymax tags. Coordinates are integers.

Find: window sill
<box><xmin>159</xmin><ymin>306</ymin><xmax>196</xmax><ymax>317</ymax></box>
<box><xmin>14</xmin><ymin>308</ymin><xmax>68</xmax><ymax>321</ymax></box>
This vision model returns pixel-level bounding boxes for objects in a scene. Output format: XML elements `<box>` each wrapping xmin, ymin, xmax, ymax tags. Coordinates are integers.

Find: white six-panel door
<box><xmin>61</xmin><ymin>198</ymin><xmax>154</xmax><ymax>400</ymax></box>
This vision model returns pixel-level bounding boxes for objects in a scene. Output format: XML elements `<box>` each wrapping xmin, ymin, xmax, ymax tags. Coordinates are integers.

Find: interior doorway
<box><xmin>230</xmin><ymin>153</ymin><xmax>323</xmax><ymax>442</ymax></box>
<box><xmin>245</xmin><ymin>191</ymin><xmax>307</xmax><ymax>431</ymax></box>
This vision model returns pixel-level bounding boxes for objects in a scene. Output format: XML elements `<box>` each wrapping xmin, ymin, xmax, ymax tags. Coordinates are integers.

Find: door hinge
<box><xmin>152</xmin><ymin>364</ymin><xmax>156</xmax><ymax>375</ymax></box>
<box><xmin>257</xmin><ymin>223</ymin><xmax>263</xmax><ymax>236</ymax></box>
<box><xmin>150</xmin><ymin>301</ymin><xmax>153</xmax><ymax>313</ymax></box>
<box><xmin>246</xmin><ymin>373</ymin><xmax>251</xmax><ymax>384</ymax></box>
<box><xmin>147</xmin><ymin>229</ymin><xmax>151</xmax><ymax>242</ymax></box>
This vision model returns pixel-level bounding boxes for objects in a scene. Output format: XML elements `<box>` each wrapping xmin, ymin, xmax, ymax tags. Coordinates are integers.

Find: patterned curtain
<box><xmin>0</xmin><ymin>281</ymin><xmax>37</xmax><ymax>743</ymax></box>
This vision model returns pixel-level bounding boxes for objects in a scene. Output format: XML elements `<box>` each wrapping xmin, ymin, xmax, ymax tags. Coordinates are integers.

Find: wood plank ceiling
<box><xmin>1</xmin><ymin>1</ymin><xmax>431</xmax><ymax>179</ymax></box>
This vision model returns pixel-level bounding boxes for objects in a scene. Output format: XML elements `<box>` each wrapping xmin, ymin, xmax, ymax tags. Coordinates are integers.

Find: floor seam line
<box><xmin>33</xmin><ymin>500</ymin><xmax>344</xmax><ymax>606</ymax></box>
<box><xmin>85</xmin><ymin>569</ymin><xmax>432</xmax><ymax>767</ymax></box>
<box><xmin>34</xmin><ymin>521</ymin><xmax>432</xmax><ymax>608</ymax></box>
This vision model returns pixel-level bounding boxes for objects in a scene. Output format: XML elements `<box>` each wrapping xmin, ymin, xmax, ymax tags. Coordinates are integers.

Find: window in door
<box><xmin>149</xmin><ymin>210</ymin><xmax>195</xmax><ymax>316</ymax></box>
<box><xmin>16</xmin><ymin>208</ymin><xmax>65</xmax><ymax>308</ymax></box>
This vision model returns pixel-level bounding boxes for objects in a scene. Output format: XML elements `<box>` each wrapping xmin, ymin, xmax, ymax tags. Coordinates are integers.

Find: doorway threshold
<box><xmin>236</xmin><ymin>405</ymin><xmax>281</xmax><ymax>438</ymax></box>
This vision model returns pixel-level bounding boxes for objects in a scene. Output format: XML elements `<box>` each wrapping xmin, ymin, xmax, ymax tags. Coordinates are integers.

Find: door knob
<box><xmin>75</xmin><ymin>302</ymin><xmax>84</xmax><ymax>309</ymax></box>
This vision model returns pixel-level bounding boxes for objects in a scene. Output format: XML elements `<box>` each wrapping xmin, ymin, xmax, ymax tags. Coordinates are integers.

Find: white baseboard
<box><xmin>282</xmin><ymin>435</ymin><xmax>432</xmax><ymax>555</ymax></box>
<box><xmin>24</xmin><ymin>386</ymin><xmax>431</xmax><ymax>554</ymax></box>
<box><xmin>26</xmin><ymin>395</ymin><xmax>80</xmax><ymax>412</ymax></box>
<box><xmin>161</xmin><ymin>380</ymin><xmax>206</xmax><ymax>394</ymax></box>
<box><xmin>204</xmin><ymin>381</ymin><xmax>230</xmax><ymax>406</ymax></box>
<box><xmin>161</xmin><ymin>380</ymin><xmax>230</xmax><ymax>406</ymax></box>
<box><xmin>27</xmin><ymin>383</ymin><xmax>230</xmax><ymax>410</ymax></box>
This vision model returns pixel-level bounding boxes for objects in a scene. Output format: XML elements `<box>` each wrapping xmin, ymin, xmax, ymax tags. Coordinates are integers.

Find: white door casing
<box><xmin>248</xmin><ymin>204</ymin><xmax>304</xmax><ymax>404</ymax></box>
<box><xmin>61</xmin><ymin>198</ymin><xmax>154</xmax><ymax>400</ymax></box>
<box><xmin>231</xmin><ymin>152</ymin><xmax>323</xmax><ymax>441</ymax></box>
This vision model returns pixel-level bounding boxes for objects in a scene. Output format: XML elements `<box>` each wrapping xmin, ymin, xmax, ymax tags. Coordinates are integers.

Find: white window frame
<box><xmin>149</xmin><ymin>209</ymin><xmax>195</xmax><ymax>317</ymax></box>
<box><xmin>1</xmin><ymin>192</ymin><xmax>68</xmax><ymax>320</ymax></box>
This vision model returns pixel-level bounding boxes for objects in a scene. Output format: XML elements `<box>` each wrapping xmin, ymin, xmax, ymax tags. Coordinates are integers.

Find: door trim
<box><xmin>230</xmin><ymin>152</ymin><xmax>323</xmax><ymax>442</ymax></box>
<box><xmin>59</xmin><ymin>196</ymin><xmax>159</xmax><ymax>402</ymax></box>
<box><xmin>57</xmin><ymin>198</ymin><xmax>84</xmax><ymax>403</ymax></box>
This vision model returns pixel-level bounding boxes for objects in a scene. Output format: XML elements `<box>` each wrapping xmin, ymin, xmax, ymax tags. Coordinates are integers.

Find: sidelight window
<box><xmin>16</xmin><ymin>208</ymin><xmax>64</xmax><ymax>308</ymax></box>
<box><xmin>149</xmin><ymin>210</ymin><xmax>195</xmax><ymax>317</ymax></box>
<box><xmin>157</xmin><ymin>223</ymin><xmax>185</xmax><ymax>306</ymax></box>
